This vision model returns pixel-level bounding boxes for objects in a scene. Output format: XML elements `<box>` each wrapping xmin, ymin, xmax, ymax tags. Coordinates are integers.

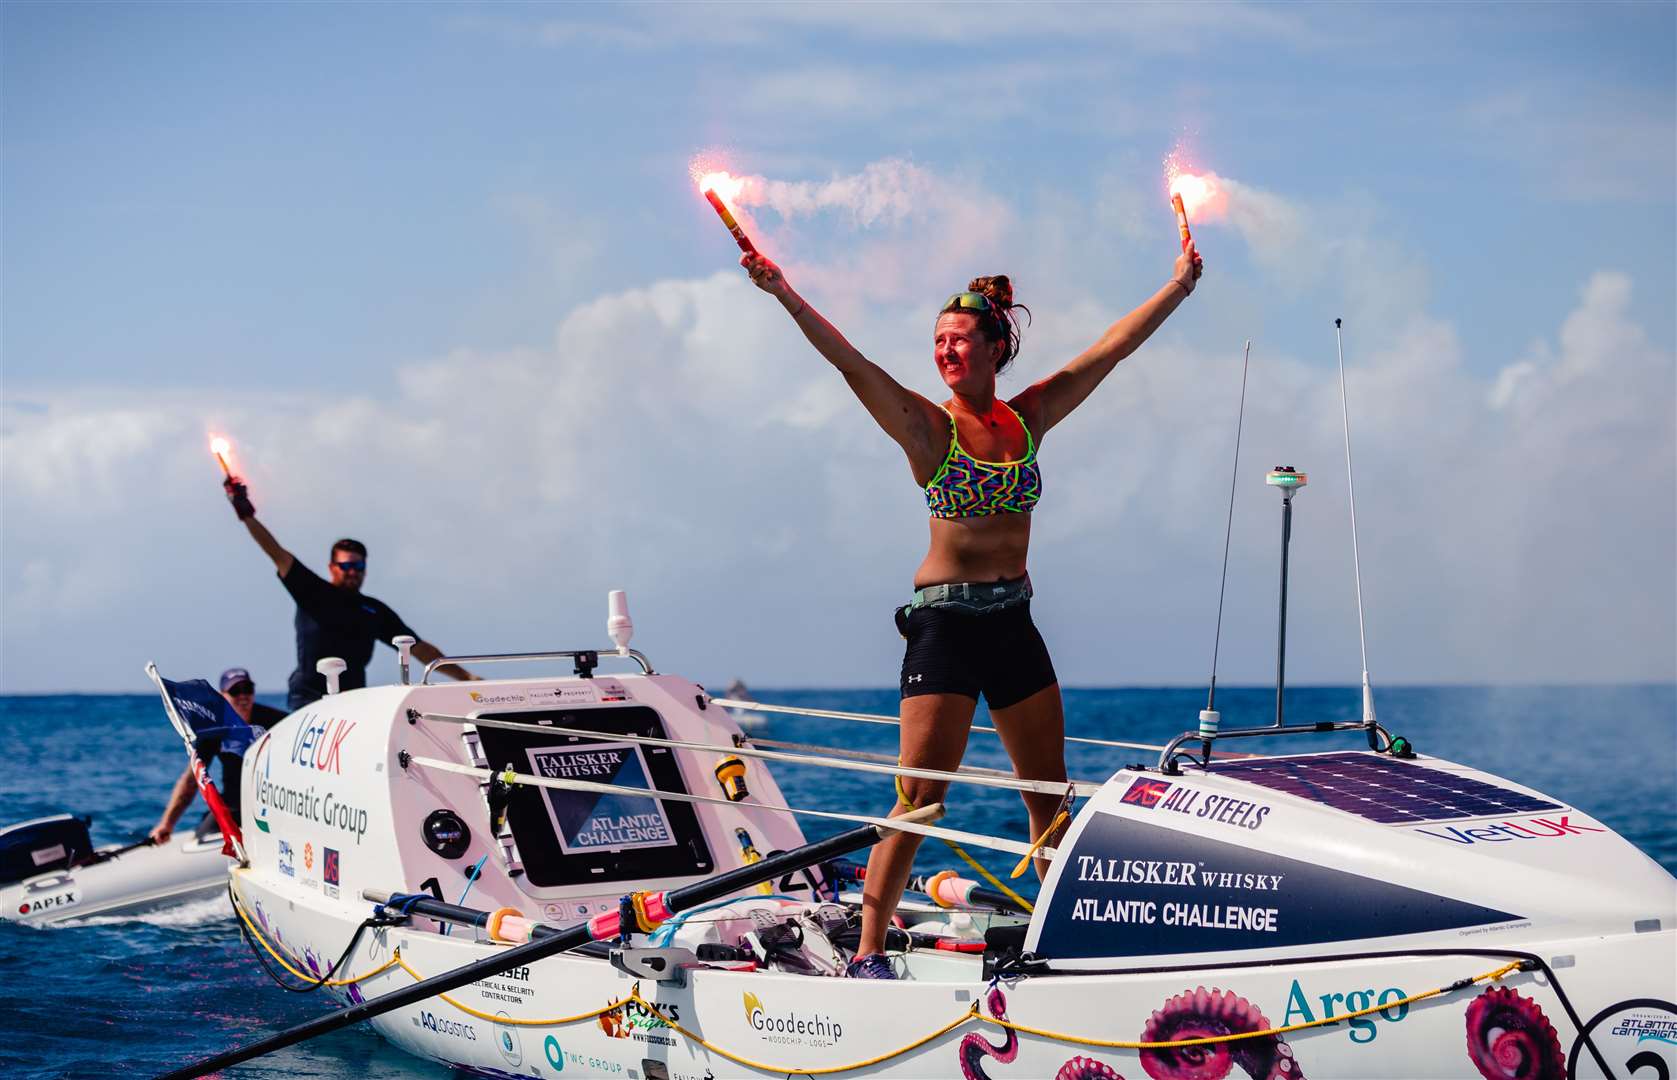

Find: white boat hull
<box><xmin>204</xmin><ymin>668</ymin><xmax>1676</xmax><ymax>1079</ymax></box>
<box><xmin>235</xmin><ymin>867</ymin><xmax>1677</xmax><ymax>1079</ymax></box>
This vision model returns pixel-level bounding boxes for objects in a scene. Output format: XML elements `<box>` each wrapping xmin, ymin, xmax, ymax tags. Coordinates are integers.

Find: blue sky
<box><xmin>4</xmin><ymin>2</ymin><xmax>1673</xmax><ymax>692</ymax></box>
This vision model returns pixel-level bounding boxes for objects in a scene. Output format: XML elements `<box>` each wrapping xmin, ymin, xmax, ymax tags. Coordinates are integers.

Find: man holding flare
<box><xmin>214</xmin><ymin>440</ymin><xmax>475</xmax><ymax>709</ymax></box>
<box><xmin>719</xmin><ymin>171</ymin><xmax>1202</xmax><ymax>978</ymax></box>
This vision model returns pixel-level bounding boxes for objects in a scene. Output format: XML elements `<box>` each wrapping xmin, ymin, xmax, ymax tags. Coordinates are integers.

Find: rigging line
<box><xmin>406</xmin><ymin>755</ymin><xmax>1047</xmax><ymax>860</ymax></box>
<box><xmin>710</xmin><ymin>698</ymin><xmax>1171</xmax><ymax>754</ymax></box>
<box><xmin>747</xmin><ymin>737</ymin><xmax>1017</xmax><ymax>778</ymax></box>
<box><xmin>418</xmin><ymin>711</ymin><xmax>1102</xmax><ymax>798</ymax></box>
<box><xmin>1207</xmin><ymin>340</ymin><xmax>1253</xmax><ymax>713</ymax></box>
<box><xmin>1334</xmin><ymin>318</ymin><xmax>1376</xmax><ymax>726</ymax></box>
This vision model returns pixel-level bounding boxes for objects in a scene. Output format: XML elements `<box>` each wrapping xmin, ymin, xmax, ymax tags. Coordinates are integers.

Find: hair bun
<box><xmin>967</xmin><ymin>275</ymin><xmax>1014</xmax><ymax>310</ymax></box>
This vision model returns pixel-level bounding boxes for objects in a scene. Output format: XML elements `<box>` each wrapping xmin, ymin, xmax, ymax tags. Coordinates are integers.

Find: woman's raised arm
<box><xmin>744</xmin><ymin>252</ymin><xmax>945</xmax><ymax>476</ymax></box>
<box><xmin>1013</xmin><ymin>242</ymin><xmax>1202</xmax><ymax>437</ymax></box>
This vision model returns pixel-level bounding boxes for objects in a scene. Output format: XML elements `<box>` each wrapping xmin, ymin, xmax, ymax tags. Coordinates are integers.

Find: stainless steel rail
<box><xmin>420</xmin><ymin>648</ymin><xmax>654</xmax><ymax>684</ymax></box>
<box><xmin>1158</xmin><ymin>718</ymin><xmax>1393</xmax><ymax>775</ymax></box>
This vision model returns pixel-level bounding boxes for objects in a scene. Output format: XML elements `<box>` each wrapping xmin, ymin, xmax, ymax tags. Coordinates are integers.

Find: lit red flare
<box><xmin>696</xmin><ymin>171</ymin><xmax>757</xmax><ymax>255</ymax></box>
<box><xmin>1168</xmin><ymin>171</ymin><xmax>1216</xmax><ymax>216</ymax></box>
<box><xmin>1163</xmin><ymin>143</ymin><xmax>1220</xmax><ymax>250</ymax></box>
<box><xmin>209</xmin><ymin>435</ymin><xmax>234</xmax><ymax>478</ymax></box>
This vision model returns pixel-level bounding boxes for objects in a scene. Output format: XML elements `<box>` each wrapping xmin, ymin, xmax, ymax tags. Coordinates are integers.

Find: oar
<box><xmin>155</xmin><ymin>804</ymin><xmax>944</xmax><ymax>1080</ymax></box>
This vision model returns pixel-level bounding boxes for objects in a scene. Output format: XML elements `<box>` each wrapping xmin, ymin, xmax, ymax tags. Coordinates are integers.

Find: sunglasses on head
<box><xmin>227</xmin><ymin>683</ymin><xmax>256</xmax><ymax>696</ymax></box>
<box><xmin>333</xmin><ymin>559</ymin><xmax>367</xmax><ymax>572</ymax></box>
<box><xmin>941</xmin><ymin>291</ymin><xmax>995</xmax><ymax>314</ymax></box>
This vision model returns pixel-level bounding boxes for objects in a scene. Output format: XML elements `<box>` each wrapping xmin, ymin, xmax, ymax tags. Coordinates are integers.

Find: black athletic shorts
<box><xmin>896</xmin><ymin>600</ymin><xmax>1057</xmax><ymax>709</ymax></box>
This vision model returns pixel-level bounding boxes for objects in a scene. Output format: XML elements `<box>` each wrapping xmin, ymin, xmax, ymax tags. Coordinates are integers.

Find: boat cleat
<box><xmin>609</xmin><ymin>945</ymin><xmax>701</xmax><ymax>987</ymax></box>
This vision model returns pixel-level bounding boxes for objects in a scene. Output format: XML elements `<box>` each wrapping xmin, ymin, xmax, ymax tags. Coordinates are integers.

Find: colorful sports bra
<box><xmin>924</xmin><ymin>404</ymin><xmax>1043</xmax><ymax>518</ymax></box>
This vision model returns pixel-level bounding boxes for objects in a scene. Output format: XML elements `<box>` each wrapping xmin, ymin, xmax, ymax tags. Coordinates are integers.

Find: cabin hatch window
<box><xmin>475</xmin><ymin>705</ymin><xmax>714</xmax><ymax>890</ymax></box>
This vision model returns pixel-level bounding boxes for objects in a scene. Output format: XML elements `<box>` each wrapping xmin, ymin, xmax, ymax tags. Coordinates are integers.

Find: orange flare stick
<box><xmin>1171</xmin><ymin>192</ymin><xmax>1193</xmax><ymax>252</ymax></box>
<box><xmin>703</xmin><ymin>188</ymin><xmax>757</xmax><ymax>255</ymax></box>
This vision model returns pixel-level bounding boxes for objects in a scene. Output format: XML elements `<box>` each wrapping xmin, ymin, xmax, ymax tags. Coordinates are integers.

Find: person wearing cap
<box><xmin>220</xmin><ymin>477</ymin><xmax>475</xmax><ymax>709</ymax></box>
<box><xmin>148</xmin><ymin>669</ymin><xmax>287</xmax><ymax>844</ymax></box>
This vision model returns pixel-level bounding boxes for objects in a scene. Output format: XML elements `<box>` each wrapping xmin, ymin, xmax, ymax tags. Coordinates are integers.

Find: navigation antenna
<box><xmin>1334</xmin><ymin>318</ymin><xmax>1379</xmax><ymax>746</ymax></box>
<box><xmin>1199</xmin><ymin>340</ymin><xmax>1253</xmax><ymax>761</ymax></box>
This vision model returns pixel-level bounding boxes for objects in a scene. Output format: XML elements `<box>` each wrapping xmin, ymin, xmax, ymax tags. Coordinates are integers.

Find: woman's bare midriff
<box><xmin>913</xmin><ymin>513</ymin><xmax>1032</xmax><ymax>587</ymax></box>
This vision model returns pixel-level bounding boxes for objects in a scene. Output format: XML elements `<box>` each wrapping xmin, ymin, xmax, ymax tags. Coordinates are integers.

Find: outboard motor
<box><xmin>0</xmin><ymin>814</ymin><xmax>93</xmax><ymax>885</ymax></box>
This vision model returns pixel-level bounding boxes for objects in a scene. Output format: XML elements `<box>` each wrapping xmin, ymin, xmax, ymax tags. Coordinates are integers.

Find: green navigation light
<box><xmin>1265</xmin><ymin>466</ymin><xmax>1308</xmax><ymax>490</ymax></box>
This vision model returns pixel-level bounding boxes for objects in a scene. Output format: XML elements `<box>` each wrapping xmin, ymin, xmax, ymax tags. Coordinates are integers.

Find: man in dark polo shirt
<box><xmin>223</xmin><ymin>477</ymin><xmax>474</xmax><ymax>709</ymax></box>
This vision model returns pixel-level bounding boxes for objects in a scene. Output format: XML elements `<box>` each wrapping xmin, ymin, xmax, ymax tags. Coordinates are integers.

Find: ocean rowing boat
<box><xmin>150</xmin><ymin>599</ymin><xmax>1675</xmax><ymax>1080</ymax></box>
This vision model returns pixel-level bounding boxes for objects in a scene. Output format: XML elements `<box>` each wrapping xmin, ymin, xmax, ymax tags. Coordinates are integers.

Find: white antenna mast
<box><xmin>1334</xmin><ymin>318</ymin><xmax>1377</xmax><ymax>735</ymax></box>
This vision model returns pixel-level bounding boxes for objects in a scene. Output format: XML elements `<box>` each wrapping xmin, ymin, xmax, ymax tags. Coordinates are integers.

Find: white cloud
<box><xmin>3</xmin><ymin>164</ymin><xmax>1671</xmax><ymax>692</ymax></box>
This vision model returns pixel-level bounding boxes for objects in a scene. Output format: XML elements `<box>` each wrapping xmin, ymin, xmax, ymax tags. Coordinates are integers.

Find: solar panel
<box><xmin>1209</xmin><ymin>751</ymin><xmax>1562</xmax><ymax>825</ymax></box>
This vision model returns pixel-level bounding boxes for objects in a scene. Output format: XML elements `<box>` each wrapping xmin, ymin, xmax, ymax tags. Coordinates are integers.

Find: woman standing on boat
<box><xmin>743</xmin><ymin>235</ymin><xmax>1201</xmax><ymax>978</ymax></box>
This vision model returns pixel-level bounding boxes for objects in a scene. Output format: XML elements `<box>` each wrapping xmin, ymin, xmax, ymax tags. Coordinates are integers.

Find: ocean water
<box><xmin>1</xmin><ymin>684</ymin><xmax>1672</xmax><ymax>1079</ymax></box>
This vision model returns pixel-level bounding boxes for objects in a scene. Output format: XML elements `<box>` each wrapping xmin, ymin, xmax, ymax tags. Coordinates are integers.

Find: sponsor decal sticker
<box><xmin>288</xmin><ymin>713</ymin><xmax>356</xmax><ymax>774</ymax></box>
<box><xmin>544</xmin><ymin>1034</ymin><xmax>565</xmax><ymax>1071</ymax></box>
<box><xmin>1282</xmin><ymin>979</ymin><xmax>1409</xmax><ymax>1043</ymax></box>
<box><xmin>416</xmin><ymin>1009</ymin><xmax>476</xmax><ymax>1042</ymax></box>
<box><xmin>469</xmin><ymin>689</ymin><xmax>529</xmax><ymax>707</ymax></box>
<box><xmin>596</xmin><ymin>999</ymin><xmax>678</xmax><ymax>1046</ymax></box>
<box><xmin>252</xmin><ymin>732</ymin><xmax>273</xmax><ymax>833</ymax></box>
<box><xmin>1121</xmin><ymin>778</ymin><xmax>1271</xmax><ymax>831</ymax></box>
<box><xmin>493</xmin><ymin>1011</ymin><xmax>523</xmax><ymax>1067</ymax></box>
<box><xmin>322</xmin><ymin>847</ymin><xmax>340</xmax><ymax>899</ymax></box>
<box><xmin>1158</xmin><ymin>784</ymin><xmax>1271</xmax><ymax>831</ymax></box>
<box><xmin>528</xmin><ymin>743</ymin><xmax>677</xmax><ymax>854</ymax></box>
<box><xmin>303</xmin><ymin>842</ymin><xmax>314</xmax><ymax>871</ymax></box>
<box><xmin>17</xmin><ymin>890</ymin><xmax>79</xmax><ymax>915</ymax></box>
<box><xmin>1568</xmin><ymin>999</ymin><xmax>1677</xmax><ymax>1077</ymax></box>
<box><xmin>1122</xmin><ymin>778</ymin><xmax>1171</xmax><ymax>808</ymax></box>
<box><xmin>742</xmin><ymin>992</ymin><xmax>844</xmax><ymax>1048</ymax></box>
<box><xmin>476</xmin><ymin>965</ymin><xmax>534</xmax><ymax>1004</ymax></box>
<box><xmin>1037</xmin><ymin>814</ymin><xmax>1521</xmax><ymax>958</ymax></box>
<box><xmin>278</xmin><ymin>840</ymin><xmax>296</xmax><ymax>878</ymax></box>
<box><xmin>254</xmin><ymin>778</ymin><xmax>370</xmax><ymax>844</ymax></box>
<box><xmin>1414</xmin><ymin>814</ymin><xmax>1606</xmax><ymax>845</ymax></box>
<box><xmin>525</xmin><ymin>686</ymin><xmax>600</xmax><ymax>706</ymax></box>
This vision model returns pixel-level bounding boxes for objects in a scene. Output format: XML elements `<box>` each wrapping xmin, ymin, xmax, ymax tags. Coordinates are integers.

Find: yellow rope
<box><xmin>893</xmin><ymin>763</ymin><xmax>1036</xmax><ymax>912</ymax></box>
<box><xmin>230</xmin><ymin>871</ymin><xmax>1526</xmax><ymax>1073</ymax></box>
<box><xmin>229</xmin><ymin>883</ymin><xmax>401</xmax><ymax>988</ymax></box>
<box><xmin>982</xmin><ymin>959</ymin><xmax>1528</xmax><ymax>1050</ymax></box>
<box><xmin>393</xmin><ymin>955</ymin><xmax>632</xmax><ymax>1026</ymax></box>
<box><xmin>942</xmin><ymin>841</ymin><xmax>1034</xmax><ymax>914</ymax></box>
<box><xmin>1009</xmin><ymin>808</ymin><xmax>1069</xmax><ymax>879</ymax></box>
<box><xmin>625</xmin><ymin>988</ymin><xmax>982</xmax><ymax>1076</ymax></box>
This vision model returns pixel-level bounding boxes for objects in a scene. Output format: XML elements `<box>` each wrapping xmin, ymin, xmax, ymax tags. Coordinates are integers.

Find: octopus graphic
<box><xmin>961</xmin><ymin>985</ymin><xmax>1020</xmax><ymax>1080</ymax></box>
<box><xmin>1463</xmin><ymin>987</ymin><xmax>1565</xmax><ymax>1080</ymax></box>
<box><xmin>1054</xmin><ymin>1056</ymin><xmax>1126</xmax><ymax>1080</ymax></box>
<box><xmin>1138</xmin><ymin>987</ymin><xmax>1303</xmax><ymax>1080</ymax></box>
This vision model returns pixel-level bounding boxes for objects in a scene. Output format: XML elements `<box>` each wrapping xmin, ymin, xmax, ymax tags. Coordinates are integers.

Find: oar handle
<box><xmin>157</xmin><ymin>805</ymin><xmax>943</xmax><ymax>1080</ymax></box>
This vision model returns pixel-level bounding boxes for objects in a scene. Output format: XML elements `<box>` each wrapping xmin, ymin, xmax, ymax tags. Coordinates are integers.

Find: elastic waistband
<box><xmin>909</xmin><ymin>574</ymin><xmax>1032</xmax><ymax>613</ymax></box>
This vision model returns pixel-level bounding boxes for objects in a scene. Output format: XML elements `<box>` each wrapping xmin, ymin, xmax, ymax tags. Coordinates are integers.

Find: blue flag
<box><xmin>161</xmin><ymin>676</ymin><xmax>254</xmax><ymax>759</ymax></box>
